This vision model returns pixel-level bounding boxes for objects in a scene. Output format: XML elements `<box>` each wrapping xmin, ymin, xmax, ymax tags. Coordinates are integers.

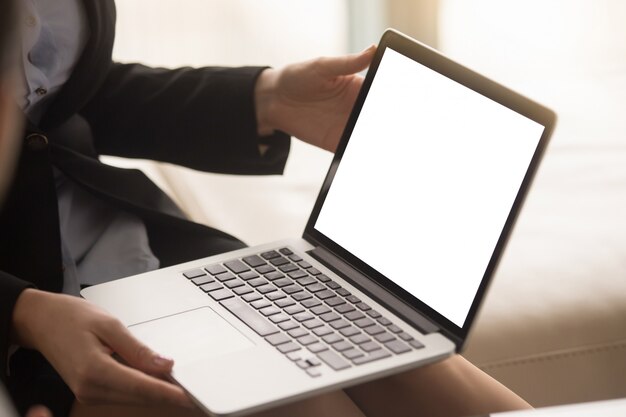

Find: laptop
<box><xmin>82</xmin><ymin>29</ymin><xmax>556</xmax><ymax>416</ymax></box>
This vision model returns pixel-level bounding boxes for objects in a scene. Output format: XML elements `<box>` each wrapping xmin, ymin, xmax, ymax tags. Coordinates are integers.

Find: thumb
<box><xmin>317</xmin><ymin>44</ymin><xmax>376</xmax><ymax>77</ymax></box>
<box><xmin>99</xmin><ymin>319</ymin><xmax>174</xmax><ymax>375</ymax></box>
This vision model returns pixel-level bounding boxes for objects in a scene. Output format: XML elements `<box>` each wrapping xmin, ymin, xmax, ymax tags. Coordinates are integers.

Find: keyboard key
<box><xmin>311</xmin><ymin>305</ymin><xmax>331</xmax><ymax>315</ymax></box>
<box><xmin>278</xmin><ymin>320</ymin><xmax>299</xmax><ymax>331</ymax></box>
<box><xmin>352</xmin><ymin>349</ymin><xmax>391</xmax><ymax>365</ymax></box>
<box><xmin>388</xmin><ymin>324</ymin><xmax>403</xmax><ymax>334</ymax></box>
<box><xmin>261</xmin><ymin>250</ymin><xmax>280</xmax><ymax>260</ymax></box>
<box><xmin>333</xmin><ymin>340</ymin><xmax>353</xmax><ymax>352</ymax></box>
<box><xmin>266</xmin><ymin>290</ymin><xmax>286</xmax><ymax>301</ymax></box>
<box><xmin>292</xmin><ymin>292</ymin><xmax>312</xmax><ymax>302</ymax></box>
<box><xmin>320</xmin><ymin>312</ymin><xmax>341</xmax><ymax>322</ymax></box>
<box><xmin>336</xmin><ymin>288</ymin><xmax>351</xmax><ymax>297</ymax></box>
<box><xmin>297</xmin><ymin>334</ymin><xmax>318</xmax><ymax>346</ymax></box>
<box><xmin>364</xmin><ymin>325</ymin><xmax>385</xmax><ymax>336</ymax></box>
<box><xmin>399</xmin><ymin>332</ymin><xmax>414</xmax><ymax>342</ymax></box>
<box><xmin>265</xmin><ymin>272</ymin><xmax>285</xmax><ymax>281</ymax></box>
<box><xmin>269</xmin><ymin>314</ymin><xmax>290</xmax><ymax>324</ymax></box>
<box><xmin>184</xmin><ymin>269</ymin><xmax>206</xmax><ymax>279</ymax></box>
<box><xmin>279</xmin><ymin>247</ymin><xmax>293</xmax><ymax>256</ymax></box>
<box><xmin>277</xmin><ymin>342</ymin><xmax>301</xmax><ymax>354</ymax></box>
<box><xmin>317</xmin><ymin>274</ymin><xmax>331</xmax><ymax>283</ymax></box>
<box><xmin>307</xmin><ymin>283</ymin><xmax>326</xmax><ymax>293</ymax></box>
<box><xmin>312</xmin><ymin>326</ymin><xmax>333</xmax><ymax>337</ymax></box>
<box><xmin>289</xmin><ymin>254</ymin><xmax>303</xmax><ymax>262</ymax></box>
<box><xmin>259</xmin><ymin>306</ymin><xmax>281</xmax><ymax>316</ymax></box>
<box><xmin>330</xmin><ymin>319</ymin><xmax>350</xmax><ymax>330</ymax></box>
<box><xmin>339</xmin><ymin>326</ymin><xmax>360</xmax><ymax>337</ymax></box>
<box><xmin>354</xmin><ymin>318</ymin><xmax>375</xmax><ymax>328</ymax></box>
<box><xmin>275</xmin><ymin>298</ymin><xmax>296</xmax><ymax>308</ymax></box>
<box><xmin>248</xmin><ymin>277</ymin><xmax>267</xmax><ymax>287</ymax></box>
<box><xmin>326</xmin><ymin>281</ymin><xmax>341</xmax><ymax>290</ymax></box>
<box><xmin>307</xmin><ymin>342</ymin><xmax>329</xmax><ymax>354</ymax></box>
<box><xmin>279</xmin><ymin>264</ymin><xmax>298</xmax><ymax>273</ymax></box>
<box><xmin>377</xmin><ymin>317</ymin><xmax>392</xmax><ymax>326</ymax></box>
<box><xmin>270</xmin><ymin>257</ymin><xmax>289</xmax><ymax>266</ymax></box>
<box><xmin>242</xmin><ymin>292</ymin><xmax>262</xmax><ymax>302</ymax></box>
<box><xmin>374</xmin><ymin>332</ymin><xmax>396</xmax><ymax>344</ymax></box>
<box><xmin>303</xmin><ymin>319</ymin><xmax>324</xmax><ymax>329</ymax></box>
<box><xmin>243</xmin><ymin>255</ymin><xmax>266</xmax><ymax>268</ymax></box>
<box><xmin>308</xmin><ymin>268</ymin><xmax>321</xmax><ymax>275</ymax></box>
<box><xmin>322</xmin><ymin>333</ymin><xmax>343</xmax><ymax>344</ymax></box>
<box><xmin>306</xmin><ymin>368</ymin><xmax>321</xmax><ymax>377</ymax></box>
<box><xmin>409</xmin><ymin>339</ymin><xmax>425</xmax><ymax>349</ymax></box>
<box><xmin>239</xmin><ymin>271</ymin><xmax>259</xmax><ymax>280</ymax></box>
<box><xmin>224</xmin><ymin>260</ymin><xmax>249</xmax><ymax>274</ymax></box>
<box><xmin>325</xmin><ymin>297</ymin><xmax>345</xmax><ymax>307</ymax></box>
<box><xmin>316</xmin><ymin>290</ymin><xmax>335</xmax><ymax>300</ymax></box>
<box><xmin>233</xmin><ymin>286</ymin><xmax>253</xmax><ymax>296</ymax></box>
<box><xmin>265</xmin><ymin>333</ymin><xmax>291</xmax><ymax>346</ymax></box>
<box><xmin>306</xmin><ymin>357</ymin><xmax>321</xmax><ymax>367</ymax></box>
<box><xmin>317</xmin><ymin>350</ymin><xmax>351</xmax><ymax>370</ymax></box>
<box><xmin>349</xmin><ymin>334</ymin><xmax>371</xmax><ymax>345</ymax></box>
<box><xmin>286</xmin><ymin>352</ymin><xmax>301</xmax><ymax>361</ymax></box>
<box><xmin>346</xmin><ymin>295</ymin><xmax>361</xmax><ymax>304</ymax></box>
<box><xmin>208</xmin><ymin>289</ymin><xmax>233</xmax><ymax>301</ymax></box>
<box><xmin>251</xmin><ymin>299</ymin><xmax>272</xmax><ymax>309</ymax></box>
<box><xmin>284</xmin><ymin>304</ymin><xmax>305</xmax><ymax>315</ymax></box>
<box><xmin>288</xmin><ymin>327</ymin><xmax>309</xmax><ymax>338</ymax></box>
<box><xmin>342</xmin><ymin>348</ymin><xmax>365</xmax><ymax>360</ymax></box>
<box><xmin>355</xmin><ymin>302</ymin><xmax>371</xmax><ymax>311</ymax></box>
<box><xmin>273</xmin><ymin>278</ymin><xmax>293</xmax><ymax>288</ymax></box>
<box><xmin>288</xmin><ymin>270</ymin><xmax>308</xmax><ymax>279</ymax></box>
<box><xmin>335</xmin><ymin>303</ymin><xmax>355</xmax><ymax>314</ymax></box>
<box><xmin>298</xmin><ymin>261</ymin><xmax>312</xmax><ymax>269</ymax></box>
<box><xmin>220</xmin><ymin>297</ymin><xmax>279</xmax><ymax>337</ymax></box>
<box><xmin>345</xmin><ymin>311</ymin><xmax>365</xmax><ymax>321</ymax></box>
<box><xmin>301</xmin><ymin>298</ymin><xmax>322</xmax><ymax>308</ymax></box>
<box><xmin>367</xmin><ymin>309</ymin><xmax>382</xmax><ymax>319</ymax></box>
<box><xmin>294</xmin><ymin>312</ymin><xmax>314</xmax><ymax>322</ymax></box>
<box><xmin>282</xmin><ymin>285</ymin><xmax>302</xmax><ymax>295</ymax></box>
<box><xmin>296</xmin><ymin>276</ymin><xmax>317</xmax><ymax>286</ymax></box>
<box><xmin>224</xmin><ymin>279</ymin><xmax>245</xmax><ymax>289</ymax></box>
<box><xmin>205</xmin><ymin>264</ymin><xmax>227</xmax><ymax>275</ymax></box>
<box><xmin>385</xmin><ymin>340</ymin><xmax>411</xmax><ymax>354</ymax></box>
<box><xmin>257</xmin><ymin>284</ymin><xmax>277</xmax><ymax>294</ymax></box>
<box><xmin>215</xmin><ymin>272</ymin><xmax>236</xmax><ymax>282</ymax></box>
<box><xmin>256</xmin><ymin>265</ymin><xmax>275</xmax><ymax>274</ymax></box>
<box><xmin>360</xmin><ymin>341</ymin><xmax>381</xmax><ymax>352</ymax></box>
<box><xmin>200</xmin><ymin>282</ymin><xmax>222</xmax><ymax>292</ymax></box>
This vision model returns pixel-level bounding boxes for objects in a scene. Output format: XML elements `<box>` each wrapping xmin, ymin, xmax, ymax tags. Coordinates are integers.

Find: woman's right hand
<box><xmin>11</xmin><ymin>289</ymin><xmax>192</xmax><ymax>408</ymax></box>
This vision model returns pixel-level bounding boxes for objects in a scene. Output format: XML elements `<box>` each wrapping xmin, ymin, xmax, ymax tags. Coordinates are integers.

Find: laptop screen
<box><xmin>312</xmin><ymin>47</ymin><xmax>545</xmax><ymax>328</ymax></box>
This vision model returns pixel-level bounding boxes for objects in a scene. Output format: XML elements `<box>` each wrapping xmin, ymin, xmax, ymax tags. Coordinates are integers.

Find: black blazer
<box><xmin>0</xmin><ymin>0</ymin><xmax>290</xmax><ymax>406</ymax></box>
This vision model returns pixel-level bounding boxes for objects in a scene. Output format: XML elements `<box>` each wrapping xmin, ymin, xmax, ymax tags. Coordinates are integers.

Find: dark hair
<box><xmin>0</xmin><ymin>0</ymin><xmax>17</xmax><ymax>72</ymax></box>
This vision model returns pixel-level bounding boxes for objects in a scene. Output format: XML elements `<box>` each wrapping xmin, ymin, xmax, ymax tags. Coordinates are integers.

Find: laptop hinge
<box><xmin>307</xmin><ymin>246</ymin><xmax>440</xmax><ymax>335</ymax></box>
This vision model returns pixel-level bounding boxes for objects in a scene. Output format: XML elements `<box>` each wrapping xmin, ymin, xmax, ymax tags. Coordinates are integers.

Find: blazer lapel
<box><xmin>40</xmin><ymin>0</ymin><xmax>116</xmax><ymax>129</ymax></box>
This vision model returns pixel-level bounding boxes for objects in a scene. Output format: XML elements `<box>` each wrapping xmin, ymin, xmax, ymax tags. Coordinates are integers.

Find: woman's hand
<box><xmin>255</xmin><ymin>45</ymin><xmax>376</xmax><ymax>153</ymax></box>
<box><xmin>11</xmin><ymin>289</ymin><xmax>192</xmax><ymax>408</ymax></box>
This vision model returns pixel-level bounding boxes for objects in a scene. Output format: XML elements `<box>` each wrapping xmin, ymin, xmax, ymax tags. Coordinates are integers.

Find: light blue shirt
<box><xmin>19</xmin><ymin>0</ymin><xmax>160</xmax><ymax>295</ymax></box>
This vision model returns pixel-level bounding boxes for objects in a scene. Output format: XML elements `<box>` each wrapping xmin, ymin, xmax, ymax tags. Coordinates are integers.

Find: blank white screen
<box><xmin>314</xmin><ymin>48</ymin><xmax>544</xmax><ymax>327</ymax></box>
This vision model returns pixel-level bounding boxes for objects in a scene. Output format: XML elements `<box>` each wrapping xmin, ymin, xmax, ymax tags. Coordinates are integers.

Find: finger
<box><xmin>95</xmin><ymin>354</ymin><xmax>193</xmax><ymax>408</ymax></box>
<box><xmin>97</xmin><ymin>318</ymin><xmax>174</xmax><ymax>375</ymax></box>
<box><xmin>25</xmin><ymin>406</ymin><xmax>52</xmax><ymax>417</ymax></box>
<box><xmin>317</xmin><ymin>44</ymin><xmax>376</xmax><ymax>77</ymax></box>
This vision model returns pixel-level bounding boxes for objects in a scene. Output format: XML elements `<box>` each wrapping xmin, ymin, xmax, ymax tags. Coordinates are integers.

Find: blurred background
<box><xmin>108</xmin><ymin>0</ymin><xmax>626</xmax><ymax>408</ymax></box>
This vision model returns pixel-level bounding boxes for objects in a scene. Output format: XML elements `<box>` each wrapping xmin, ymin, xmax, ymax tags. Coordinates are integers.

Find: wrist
<box><xmin>254</xmin><ymin>68</ymin><xmax>279</xmax><ymax>137</ymax></box>
<box><xmin>11</xmin><ymin>288</ymin><xmax>51</xmax><ymax>349</ymax></box>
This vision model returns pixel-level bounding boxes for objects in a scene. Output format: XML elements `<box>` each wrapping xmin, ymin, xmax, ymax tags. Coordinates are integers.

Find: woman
<box><xmin>1</xmin><ymin>1</ymin><xmax>532</xmax><ymax>417</ymax></box>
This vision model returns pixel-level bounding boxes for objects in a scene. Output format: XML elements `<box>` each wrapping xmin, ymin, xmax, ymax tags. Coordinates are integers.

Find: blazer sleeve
<box><xmin>79</xmin><ymin>63</ymin><xmax>291</xmax><ymax>175</ymax></box>
<box><xmin>0</xmin><ymin>271</ymin><xmax>33</xmax><ymax>383</ymax></box>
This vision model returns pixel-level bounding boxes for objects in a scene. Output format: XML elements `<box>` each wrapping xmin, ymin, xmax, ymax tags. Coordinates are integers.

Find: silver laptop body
<box><xmin>82</xmin><ymin>29</ymin><xmax>556</xmax><ymax>416</ymax></box>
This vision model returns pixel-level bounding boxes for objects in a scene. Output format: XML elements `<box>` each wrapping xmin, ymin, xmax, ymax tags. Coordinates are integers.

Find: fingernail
<box><xmin>153</xmin><ymin>354</ymin><xmax>174</xmax><ymax>367</ymax></box>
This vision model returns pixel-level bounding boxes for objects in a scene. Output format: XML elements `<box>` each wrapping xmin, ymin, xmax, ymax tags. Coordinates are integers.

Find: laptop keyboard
<box><xmin>182</xmin><ymin>247</ymin><xmax>424</xmax><ymax>377</ymax></box>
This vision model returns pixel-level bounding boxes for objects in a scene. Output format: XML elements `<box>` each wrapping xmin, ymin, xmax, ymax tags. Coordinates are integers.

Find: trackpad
<box><xmin>128</xmin><ymin>307</ymin><xmax>255</xmax><ymax>365</ymax></box>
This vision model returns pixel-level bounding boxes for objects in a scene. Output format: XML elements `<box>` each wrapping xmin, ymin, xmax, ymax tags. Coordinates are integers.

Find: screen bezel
<box><xmin>303</xmin><ymin>29</ymin><xmax>556</xmax><ymax>349</ymax></box>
